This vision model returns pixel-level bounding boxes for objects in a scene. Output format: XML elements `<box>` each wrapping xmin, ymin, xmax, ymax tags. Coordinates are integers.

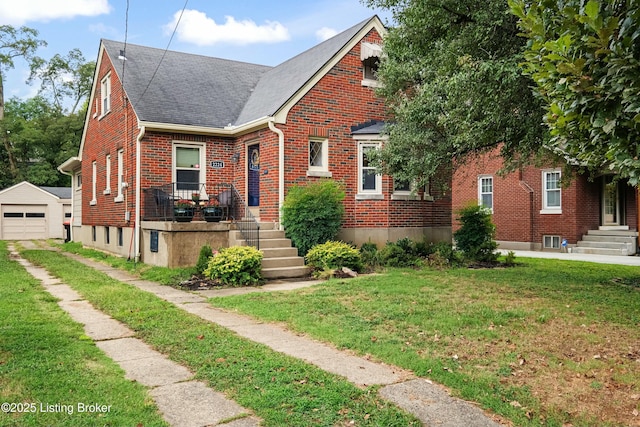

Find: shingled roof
<box><xmin>101</xmin><ymin>16</ymin><xmax>378</xmax><ymax>129</ymax></box>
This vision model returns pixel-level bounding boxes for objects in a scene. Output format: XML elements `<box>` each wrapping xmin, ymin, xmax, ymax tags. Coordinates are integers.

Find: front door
<box><xmin>247</xmin><ymin>144</ymin><xmax>260</xmax><ymax>206</ymax></box>
<box><xmin>602</xmin><ymin>175</ymin><xmax>620</xmax><ymax>226</ymax></box>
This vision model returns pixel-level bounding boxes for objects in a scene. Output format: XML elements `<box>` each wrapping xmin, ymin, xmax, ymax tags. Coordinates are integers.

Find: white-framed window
<box><xmin>541</xmin><ymin>170</ymin><xmax>562</xmax><ymax>214</ymax></box>
<box><xmin>307</xmin><ymin>138</ymin><xmax>331</xmax><ymax>177</ymax></box>
<box><xmin>478</xmin><ymin>175</ymin><xmax>493</xmax><ymax>212</ymax></box>
<box><xmin>115</xmin><ymin>149</ymin><xmax>124</xmax><ymax>202</ymax></box>
<box><xmin>100</xmin><ymin>73</ymin><xmax>111</xmax><ymax>117</ymax></box>
<box><xmin>76</xmin><ymin>174</ymin><xmax>82</xmax><ymax>190</ymax></box>
<box><xmin>543</xmin><ymin>235</ymin><xmax>561</xmax><ymax>249</ymax></box>
<box><xmin>361</xmin><ymin>42</ymin><xmax>382</xmax><ymax>88</ymax></box>
<box><xmin>357</xmin><ymin>141</ymin><xmax>383</xmax><ymax>199</ymax></box>
<box><xmin>173</xmin><ymin>143</ymin><xmax>205</xmax><ymax>196</ymax></box>
<box><xmin>103</xmin><ymin>154</ymin><xmax>111</xmax><ymax>195</ymax></box>
<box><xmin>90</xmin><ymin>161</ymin><xmax>97</xmax><ymax>205</ymax></box>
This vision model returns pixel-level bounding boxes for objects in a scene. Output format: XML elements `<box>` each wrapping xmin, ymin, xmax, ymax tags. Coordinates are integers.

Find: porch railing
<box><xmin>142</xmin><ymin>182</ymin><xmax>260</xmax><ymax>249</ymax></box>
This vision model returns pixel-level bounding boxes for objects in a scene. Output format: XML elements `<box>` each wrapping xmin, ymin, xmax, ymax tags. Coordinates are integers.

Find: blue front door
<box><xmin>248</xmin><ymin>144</ymin><xmax>260</xmax><ymax>207</ymax></box>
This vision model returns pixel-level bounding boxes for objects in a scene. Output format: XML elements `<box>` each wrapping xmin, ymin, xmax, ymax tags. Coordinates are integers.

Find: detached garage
<box><xmin>0</xmin><ymin>181</ymin><xmax>71</xmax><ymax>240</ymax></box>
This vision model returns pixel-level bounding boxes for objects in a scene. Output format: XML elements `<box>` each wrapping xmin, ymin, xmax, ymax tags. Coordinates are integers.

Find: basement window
<box><xmin>543</xmin><ymin>235</ymin><xmax>561</xmax><ymax>249</ymax></box>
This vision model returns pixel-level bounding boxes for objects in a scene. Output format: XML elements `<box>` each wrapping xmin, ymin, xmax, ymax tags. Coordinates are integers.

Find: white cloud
<box><xmin>315</xmin><ymin>27</ymin><xmax>338</xmax><ymax>41</ymax></box>
<box><xmin>166</xmin><ymin>9</ymin><xmax>290</xmax><ymax>46</ymax></box>
<box><xmin>0</xmin><ymin>0</ymin><xmax>111</xmax><ymax>25</ymax></box>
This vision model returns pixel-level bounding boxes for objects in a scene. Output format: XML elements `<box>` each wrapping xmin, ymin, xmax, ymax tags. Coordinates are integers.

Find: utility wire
<box><xmin>135</xmin><ymin>0</ymin><xmax>189</xmax><ymax>104</ymax></box>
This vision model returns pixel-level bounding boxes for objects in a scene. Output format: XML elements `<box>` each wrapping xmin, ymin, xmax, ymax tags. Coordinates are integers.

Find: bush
<box><xmin>426</xmin><ymin>241</ymin><xmax>460</xmax><ymax>269</ymax></box>
<box><xmin>204</xmin><ymin>246</ymin><xmax>263</xmax><ymax>286</ymax></box>
<box><xmin>281</xmin><ymin>180</ymin><xmax>345</xmax><ymax>256</ymax></box>
<box><xmin>305</xmin><ymin>241</ymin><xmax>362</xmax><ymax>272</ymax></box>
<box><xmin>454</xmin><ymin>205</ymin><xmax>498</xmax><ymax>262</ymax></box>
<box><xmin>378</xmin><ymin>240</ymin><xmax>422</xmax><ymax>268</ymax></box>
<box><xmin>359</xmin><ymin>242</ymin><xmax>380</xmax><ymax>269</ymax></box>
<box><xmin>195</xmin><ymin>245</ymin><xmax>214</xmax><ymax>275</ymax></box>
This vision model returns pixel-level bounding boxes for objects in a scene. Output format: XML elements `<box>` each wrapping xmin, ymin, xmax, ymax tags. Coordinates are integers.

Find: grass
<box><xmin>20</xmin><ymin>247</ymin><xmax>420</xmax><ymax>426</ymax></box>
<box><xmin>0</xmin><ymin>241</ymin><xmax>167</xmax><ymax>427</ymax></box>
<box><xmin>208</xmin><ymin>259</ymin><xmax>640</xmax><ymax>427</ymax></box>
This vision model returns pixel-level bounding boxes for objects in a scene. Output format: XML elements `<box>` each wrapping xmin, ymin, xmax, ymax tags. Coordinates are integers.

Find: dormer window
<box><xmin>361</xmin><ymin>42</ymin><xmax>382</xmax><ymax>87</ymax></box>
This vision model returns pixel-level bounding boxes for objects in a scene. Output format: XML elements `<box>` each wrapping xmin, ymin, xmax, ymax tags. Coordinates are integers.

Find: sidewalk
<box><xmin>500</xmin><ymin>249</ymin><xmax>640</xmax><ymax>266</ymax></box>
<box><xmin>15</xmin><ymin>241</ymin><xmax>505</xmax><ymax>427</ymax></box>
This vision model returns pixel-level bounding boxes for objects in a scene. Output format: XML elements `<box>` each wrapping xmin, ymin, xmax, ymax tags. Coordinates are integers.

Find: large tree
<box><xmin>510</xmin><ymin>0</ymin><xmax>640</xmax><ymax>184</ymax></box>
<box><xmin>365</xmin><ymin>0</ymin><xmax>548</xmax><ymax>188</ymax></box>
<box><xmin>0</xmin><ymin>25</ymin><xmax>46</xmax><ymax>180</ymax></box>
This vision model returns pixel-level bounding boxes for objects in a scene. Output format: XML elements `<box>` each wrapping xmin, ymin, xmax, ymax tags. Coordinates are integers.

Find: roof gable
<box><xmin>0</xmin><ymin>181</ymin><xmax>67</xmax><ymax>201</ymax></box>
<box><xmin>235</xmin><ymin>16</ymin><xmax>382</xmax><ymax>125</ymax></box>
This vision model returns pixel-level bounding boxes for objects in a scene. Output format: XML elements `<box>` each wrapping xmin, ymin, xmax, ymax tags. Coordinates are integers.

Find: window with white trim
<box><xmin>76</xmin><ymin>174</ymin><xmax>82</xmax><ymax>190</ymax></box>
<box><xmin>357</xmin><ymin>141</ymin><xmax>382</xmax><ymax>198</ymax></box>
<box><xmin>542</xmin><ymin>170</ymin><xmax>562</xmax><ymax>213</ymax></box>
<box><xmin>103</xmin><ymin>154</ymin><xmax>111</xmax><ymax>194</ymax></box>
<box><xmin>478</xmin><ymin>176</ymin><xmax>493</xmax><ymax>211</ymax></box>
<box><xmin>543</xmin><ymin>235</ymin><xmax>561</xmax><ymax>249</ymax></box>
<box><xmin>173</xmin><ymin>143</ymin><xmax>205</xmax><ymax>194</ymax></box>
<box><xmin>361</xmin><ymin>42</ymin><xmax>382</xmax><ymax>87</ymax></box>
<box><xmin>307</xmin><ymin>138</ymin><xmax>331</xmax><ymax>177</ymax></box>
<box><xmin>90</xmin><ymin>161</ymin><xmax>97</xmax><ymax>205</ymax></box>
<box><xmin>115</xmin><ymin>149</ymin><xmax>124</xmax><ymax>202</ymax></box>
<box><xmin>100</xmin><ymin>73</ymin><xmax>111</xmax><ymax>117</ymax></box>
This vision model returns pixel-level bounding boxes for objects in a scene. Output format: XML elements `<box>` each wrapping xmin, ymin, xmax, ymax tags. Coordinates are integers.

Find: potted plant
<box><xmin>191</xmin><ymin>192</ymin><xmax>201</xmax><ymax>204</ymax></box>
<box><xmin>202</xmin><ymin>198</ymin><xmax>223</xmax><ymax>222</ymax></box>
<box><xmin>173</xmin><ymin>199</ymin><xmax>195</xmax><ymax>222</ymax></box>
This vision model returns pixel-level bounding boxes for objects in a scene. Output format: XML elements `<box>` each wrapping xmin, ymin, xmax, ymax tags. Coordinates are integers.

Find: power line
<box><xmin>135</xmin><ymin>0</ymin><xmax>189</xmax><ymax>104</ymax></box>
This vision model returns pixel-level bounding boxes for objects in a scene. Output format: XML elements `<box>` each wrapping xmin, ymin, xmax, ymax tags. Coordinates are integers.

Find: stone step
<box><xmin>256</xmin><ymin>238</ymin><xmax>292</xmax><ymax>249</ymax></box>
<box><xmin>571</xmin><ymin>246</ymin><xmax>633</xmax><ymax>256</ymax></box>
<box><xmin>582</xmin><ymin>235</ymin><xmax>637</xmax><ymax>243</ymax></box>
<box><xmin>587</xmin><ymin>229</ymin><xmax>638</xmax><ymax>237</ymax></box>
<box><xmin>229</xmin><ymin>229</ymin><xmax>285</xmax><ymax>241</ymax></box>
<box><xmin>577</xmin><ymin>240</ymin><xmax>633</xmax><ymax>249</ymax></box>
<box><xmin>261</xmin><ymin>256</ymin><xmax>306</xmax><ymax>269</ymax></box>
<box><xmin>262</xmin><ymin>265</ymin><xmax>311</xmax><ymax>279</ymax></box>
<box><xmin>260</xmin><ymin>247</ymin><xmax>299</xmax><ymax>258</ymax></box>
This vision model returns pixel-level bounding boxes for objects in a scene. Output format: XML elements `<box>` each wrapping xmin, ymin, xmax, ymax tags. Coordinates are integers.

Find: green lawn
<box><xmin>209</xmin><ymin>259</ymin><xmax>640</xmax><ymax>427</ymax></box>
<box><xmin>0</xmin><ymin>241</ymin><xmax>167</xmax><ymax>427</ymax></box>
<box><xmin>19</xmin><ymin>247</ymin><xmax>420</xmax><ymax>427</ymax></box>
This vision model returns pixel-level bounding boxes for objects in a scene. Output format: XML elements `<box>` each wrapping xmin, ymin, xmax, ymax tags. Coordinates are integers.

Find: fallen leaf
<box><xmin>196</xmin><ymin>335</ymin><xmax>204</xmax><ymax>340</ymax></box>
<box><xmin>510</xmin><ymin>400</ymin><xmax>522</xmax><ymax>408</ymax></box>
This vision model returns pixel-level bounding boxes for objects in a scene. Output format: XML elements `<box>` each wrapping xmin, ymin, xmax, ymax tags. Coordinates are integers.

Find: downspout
<box><xmin>268</xmin><ymin>119</ymin><xmax>284</xmax><ymax>229</ymax></box>
<box><xmin>135</xmin><ymin>126</ymin><xmax>145</xmax><ymax>262</ymax></box>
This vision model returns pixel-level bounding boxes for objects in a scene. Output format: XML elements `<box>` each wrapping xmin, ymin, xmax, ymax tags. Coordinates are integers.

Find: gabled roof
<box><xmin>102</xmin><ymin>40</ymin><xmax>271</xmax><ymax>128</ymax></box>
<box><xmin>0</xmin><ymin>181</ymin><xmax>70</xmax><ymax>200</ymax></box>
<box><xmin>99</xmin><ymin>15</ymin><xmax>383</xmax><ymax>130</ymax></box>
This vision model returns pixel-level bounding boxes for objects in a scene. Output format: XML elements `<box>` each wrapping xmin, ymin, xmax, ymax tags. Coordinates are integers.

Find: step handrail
<box><xmin>229</xmin><ymin>185</ymin><xmax>260</xmax><ymax>250</ymax></box>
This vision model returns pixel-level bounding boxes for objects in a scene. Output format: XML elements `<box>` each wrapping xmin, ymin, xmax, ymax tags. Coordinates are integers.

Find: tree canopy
<box><xmin>510</xmin><ymin>0</ymin><xmax>640</xmax><ymax>185</ymax></box>
<box><xmin>365</xmin><ymin>0</ymin><xmax>548</xmax><ymax>189</ymax></box>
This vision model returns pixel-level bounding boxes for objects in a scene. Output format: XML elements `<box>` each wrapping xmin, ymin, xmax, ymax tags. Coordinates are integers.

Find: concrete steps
<box><xmin>573</xmin><ymin>228</ymin><xmax>638</xmax><ymax>256</ymax></box>
<box><xmin>229</xmin><ymin>224</ymin><xmax>310</xmax><ymax>279</ymax></box>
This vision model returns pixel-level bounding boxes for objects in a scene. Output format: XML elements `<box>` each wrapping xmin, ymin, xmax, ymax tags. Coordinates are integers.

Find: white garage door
<box><xmin>1</xmin><ymin>205</ymin><xmax>47</xmax><ymax>240</ymax></box>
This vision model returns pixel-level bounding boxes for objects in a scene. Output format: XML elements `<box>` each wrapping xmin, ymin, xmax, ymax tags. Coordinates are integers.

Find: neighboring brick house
<box><xmin>452</xmin><ymin>147</ymin><xmax>638</xmax><ymax>255</ymax></box>
<box><xmin>60</xmin><ymin>16</ymin><xmax>452</xmax><ymax>270</ymax></box>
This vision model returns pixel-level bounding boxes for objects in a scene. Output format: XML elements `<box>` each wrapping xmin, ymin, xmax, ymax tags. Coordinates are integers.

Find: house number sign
<box><xmin>210</xmin><ymin>161</ymin><xmax>224</xmax><ymax>168</ymax></box>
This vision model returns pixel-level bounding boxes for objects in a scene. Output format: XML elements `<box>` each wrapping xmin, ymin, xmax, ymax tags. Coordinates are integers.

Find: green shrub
<box><xmin>305</xmin><ymin>241</ymin><xmax>362</xmax><ymax>272</ymax></box>
<box><xmin>195</xmin><ymin>245</ymin><xmax>214</xmax><ymax>275</ymax></box>
<box><xmin>359</xmin><ymin>242</ymin><xmax>380</xmax><ymax>269</ymax></box>
<box><xmin>281</xmin><ymin>180</ymin><xmax>345</xmax><ymax>256</ymax></box>
<box><xmin>426</xmin><ymin>241</ymin><xmax>460</xmax><ymax>269</ymax></box>
<box><xmin>378</xmin><ymin>240</ymin><xmax>422</xmax><ymax>268</ymax></box>
<box><xmin>204</xmin><ymin>246</ymin><xmax>263</xmax><ymax>286</ymax></box>
<box><xmin>454</xmin><ymin>205</ymin><xmax>498</xmax><ymax>262</ymax></box>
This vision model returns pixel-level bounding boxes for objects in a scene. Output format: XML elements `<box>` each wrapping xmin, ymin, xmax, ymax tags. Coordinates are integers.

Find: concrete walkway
<box><xmin>500</xmin><ymin>249</ymin><xmax>640</xmax><ymax>266</ymax></box>
<box><xmin>10</xmin><ymin>243</ymin><xmax>260</xmax><ymax>427</ymax></box>
<box><xmin>15</xmin><ymin>241</ymin><xmax>505</xmax><ymax>427</ymax></box>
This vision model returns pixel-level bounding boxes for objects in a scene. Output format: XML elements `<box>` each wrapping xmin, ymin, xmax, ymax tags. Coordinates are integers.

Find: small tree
<box><xmin>454</xmin><ymin>205</ymin><xmax>498</xmax><ymax>262</ymax></box>
<box><xmin>281</xmin><ymin>180</ymin><xmax>345</xmax><ymax>256</ymax></box>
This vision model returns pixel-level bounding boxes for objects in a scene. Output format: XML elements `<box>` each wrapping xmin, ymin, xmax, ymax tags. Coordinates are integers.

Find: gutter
<box><xmin>139</xmin><ymin>115</ymin><xmax>272</xmax><ymax>137</ymax></box>
<box><xmin>135</xmin><ymin>126</ymin><xmax>145</xmax><ymax>262</ymax></box>
<box><xmin>57</xmin><ymin>157</ymin><xmax>81</xmax><ymax>241</ymax></box>
<box><xmin>268</xmin><ymin>119</ymin><xmax>285</xmax><ymax>229</ymax></box>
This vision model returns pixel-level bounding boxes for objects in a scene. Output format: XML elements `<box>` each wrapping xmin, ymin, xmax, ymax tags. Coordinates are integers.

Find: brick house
<box><xmin>59</xmin><ymin>16</ymin><xmax>452</xmax><ymax>274</ymax></box>
<box><xmin>452</xmin><ymin>148</ymin><xmax>638</xmax><ymax>255</ymax></box>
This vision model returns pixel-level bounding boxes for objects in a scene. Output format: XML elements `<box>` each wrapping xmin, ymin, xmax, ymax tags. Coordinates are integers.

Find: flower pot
<box><xmin>173</xmin><ymin>206</ymin><xmax>194</xmax><ymax>222</ymax></box>
<box><xmin>202</xmin><ymin>206</ymin><xmax>223</xmax><ymax>222</ymax></box>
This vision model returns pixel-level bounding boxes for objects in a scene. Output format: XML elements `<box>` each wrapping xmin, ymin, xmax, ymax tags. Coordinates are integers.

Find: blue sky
<box><xmin>0</xmin><ymin>0</ymin><xmax>392</xmax><ymax>102</ymax></box>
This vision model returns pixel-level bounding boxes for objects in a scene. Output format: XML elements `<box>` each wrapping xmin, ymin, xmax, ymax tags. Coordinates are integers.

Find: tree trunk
<box><xmin>0</xmin><ymin>75</ymin><xmax>19</xmax><ymax>180</ymax></box>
